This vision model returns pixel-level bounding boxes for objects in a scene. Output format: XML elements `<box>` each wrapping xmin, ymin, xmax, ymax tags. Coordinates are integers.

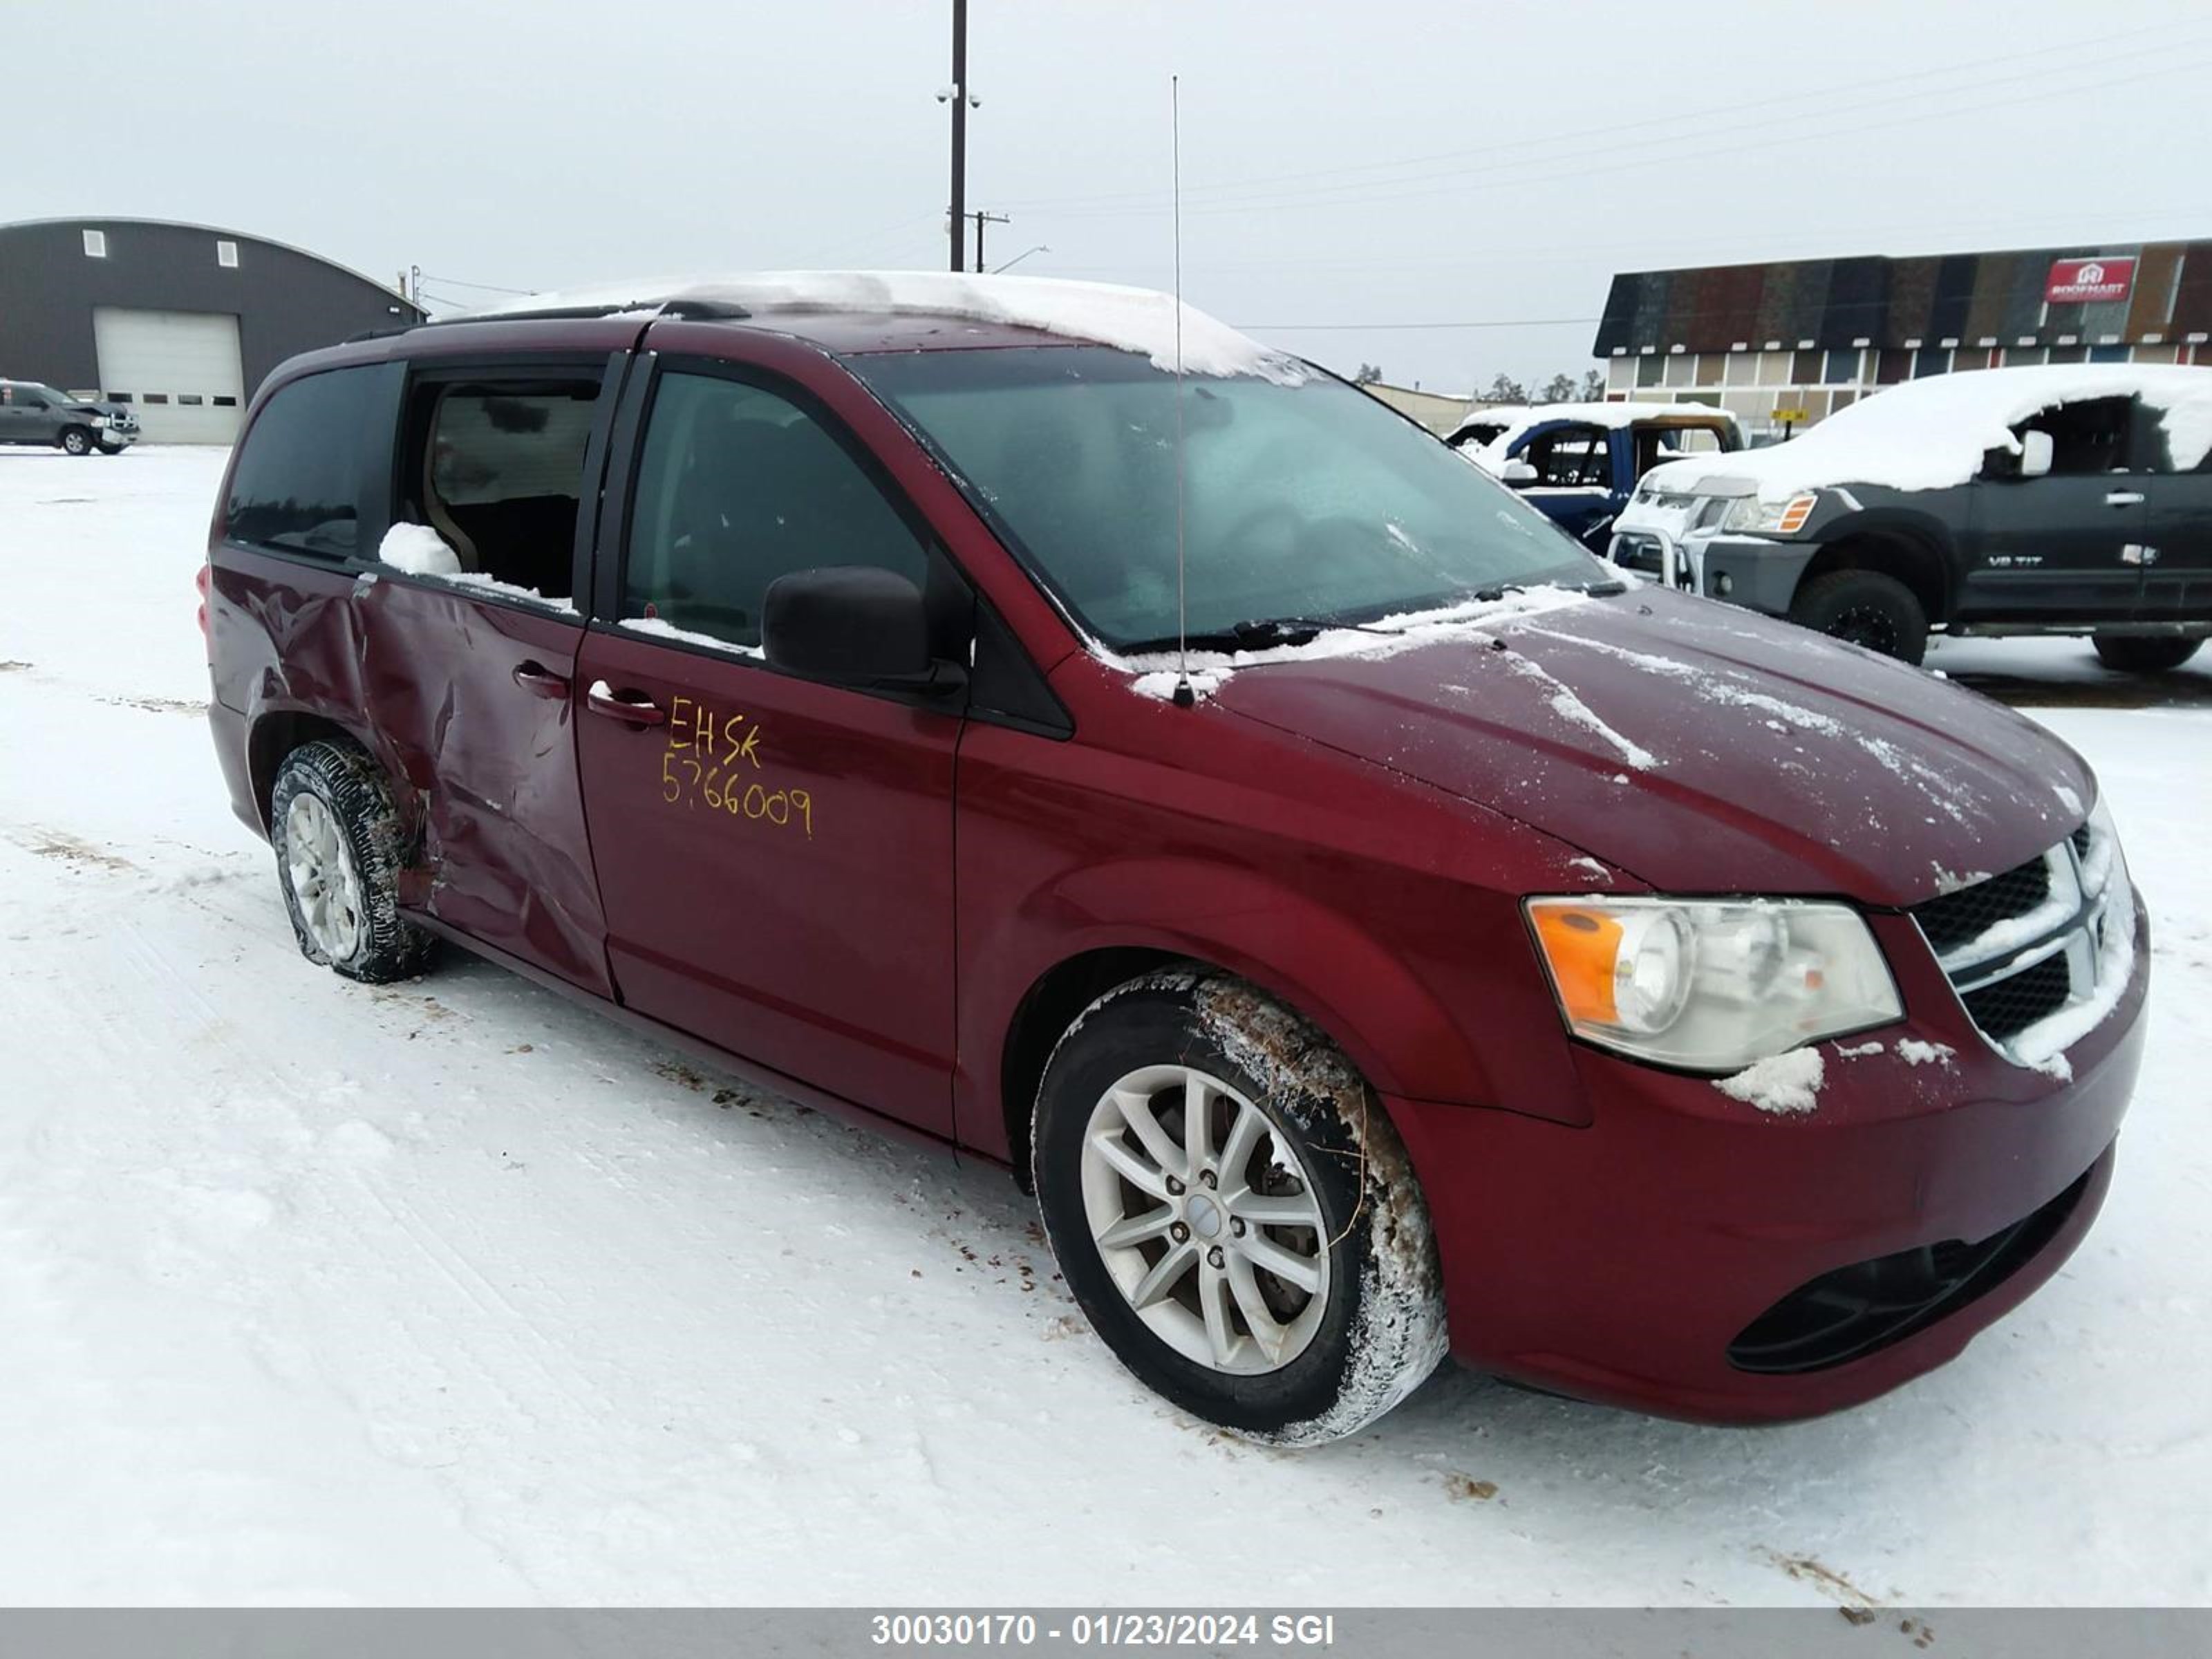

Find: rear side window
<box><xmin>227</xmin><ymin>364</ymin><xmax>402</xmax><ymax>556</ymax></box>
<box><xmin>395</xmin><ymin>378</ymin><xmax>602</xmax><ymax>599</ymax></box>
<box><xmin>1526</xmin><ymin>427</ymin><xmax>1611</xmax><ymax>487</ymax></box>
<box><xmin>623</xmin><ymin>371</ymin><xmax>931</xmax><ymax>651</ymax></box>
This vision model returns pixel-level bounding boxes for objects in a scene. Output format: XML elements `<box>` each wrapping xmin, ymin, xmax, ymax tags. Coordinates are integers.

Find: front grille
<box><xmin>1911</xmin><ymin>823</ymin><xmax>2124</xmax><ymax>1059</ymax></box>
<box><xmin>1960</xmin><ymin>952</ymin><xmax>2072</xmax><ymax>1041</ymax></box>
<box><xmin>1727</xmin><ymin>1163</ymin><xmax>2094</xmax><ymax>1374</ymax></box>
<box><xmin>1915</xmin><ymin>856</ymin><xmax>2050</xmax><ymax>956</ymax></box>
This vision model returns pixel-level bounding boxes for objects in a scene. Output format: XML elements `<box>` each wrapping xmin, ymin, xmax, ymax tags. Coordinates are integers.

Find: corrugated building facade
<box><xmin>1594</xmin><ymin>241</ymin><xmax>2211</xmax><ymax>436</ymax></box>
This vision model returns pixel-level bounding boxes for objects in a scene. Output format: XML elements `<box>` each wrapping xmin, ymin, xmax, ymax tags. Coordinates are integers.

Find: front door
<box><xmin>574</xmin><ymin>359</ymin><xmax>962</xmax><ymax>1135</ymax></box>
<box><xmin>1964</xmin><ymin>395</ymin><xmax>2146</xmax><ymax>622</ymax></box>
<box><xmin>1513</xmin><ymin>421</ymin><xmax>1619</xmax><ymax>548</ymax></box>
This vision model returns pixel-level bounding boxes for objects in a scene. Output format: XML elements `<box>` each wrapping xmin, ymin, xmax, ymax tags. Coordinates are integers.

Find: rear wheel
<box><xmin>1790</xmin><ymin>568</ymin><xmax>1929</xmax><ymax>664</ymax></box>
<box><xmin>2092</xmin><ymin>635</ymin><xmax>2202</xmax><ymax>674</ymax></box>
<box><xmin>270</xmin><ymin>740</ymin><xmax>436</xmax><ymax>984</ymax></box>
<box><xmin>1031</xmin><ymin>969</ymin><xmax>1447</xmax><ymax>1445</ymax></box>
<box><xmin>58</xmin><ymin>427</ymin><xmax>91</xmax><ymax>456</ymax></box>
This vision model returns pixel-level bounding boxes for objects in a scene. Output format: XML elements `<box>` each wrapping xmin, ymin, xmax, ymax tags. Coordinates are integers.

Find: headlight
<box><xmin>1526</xmin><ymin>896</ymin><xmax>1902</xmax><ymax>1071</ymax></box>
<box><xmin>88</xmin><ymin>414</ymin><xmax>109</xmax><ymax>429</ymax></box>
<box><xmin>1721</xmin><ymin>491</ymin><xmax>1818</xmax><ymax>534</ymax></box>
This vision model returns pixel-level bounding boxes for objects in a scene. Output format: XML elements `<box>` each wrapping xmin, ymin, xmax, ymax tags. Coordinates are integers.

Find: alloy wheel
<box><xmin>283</xmin><ymin>791</ymin><xmax>364</xmax><ymax>961</ymax></box>
<box><xmin>1078</xmin><ymin>1064</ymin><xmax>1331</xmax><ymax>1375</ymax></box>
<box><xmin>1833</xmin><ymin>603</ymin><xmax>1898</xmax><ymax>655</ymax></box>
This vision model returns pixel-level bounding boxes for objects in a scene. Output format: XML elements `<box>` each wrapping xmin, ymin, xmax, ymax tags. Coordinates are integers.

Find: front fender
<box><xmin>1038</xmin><ymin>855</ymin><xmax>1492</xmax><ymax>1106</ymax></box>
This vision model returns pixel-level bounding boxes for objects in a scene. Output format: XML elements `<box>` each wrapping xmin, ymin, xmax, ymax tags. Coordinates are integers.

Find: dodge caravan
<box><xmin>204</xmin><ymin>274</ymin><xmax>2147</xmax><ymax>1443</ymax></box>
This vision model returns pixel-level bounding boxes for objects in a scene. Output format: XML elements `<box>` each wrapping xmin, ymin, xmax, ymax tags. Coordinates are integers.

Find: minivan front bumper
<box><xmin>1388</xmin><ymin>903</ymin><xmax>2148</xmax><ymax>1423</ymax></box>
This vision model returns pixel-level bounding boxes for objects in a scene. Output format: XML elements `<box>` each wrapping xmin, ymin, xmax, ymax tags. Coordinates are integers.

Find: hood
<box><xmin>1209</xmin><ymin>588</ymin><xmax>2090</xmax><ymax>908</ymax></box>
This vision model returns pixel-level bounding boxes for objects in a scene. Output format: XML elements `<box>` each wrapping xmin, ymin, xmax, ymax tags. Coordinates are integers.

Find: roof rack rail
<box><xmin>343</xmin><ymin>296</ymin><xmax>753</xmax><ymax>346</ymax></box>
<box><xmin>430</xmin><ymin>297</ymin><xmax>756</xmax><ymax>328</ymax></box>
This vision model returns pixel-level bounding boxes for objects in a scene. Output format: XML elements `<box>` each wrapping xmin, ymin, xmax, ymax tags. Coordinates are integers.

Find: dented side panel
<box><xmin>207</xmin><ymin>543</ymin><xmax>611</xmax><ymax>998</ymax></box>
<box><xmin>352</xmin><ymin>576</ymin><xmax>610</xmax><ymax>997</ymax></box>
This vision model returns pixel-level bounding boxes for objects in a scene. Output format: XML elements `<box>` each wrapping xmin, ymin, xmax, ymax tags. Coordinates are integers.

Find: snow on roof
<box><xmin>468</xmin><ymin>270</ymin><xmax>1306</xmax><ymax>383</ymax></box>
<box><xmin>1644</xmin><ymin>364</ymin><xmax>2212</xmax><ymax>498</ymax></box>
<box><xmin>1446</xmin><ymin>404</ymin><xmax>1530</xmax><ymax>436</ymax></box>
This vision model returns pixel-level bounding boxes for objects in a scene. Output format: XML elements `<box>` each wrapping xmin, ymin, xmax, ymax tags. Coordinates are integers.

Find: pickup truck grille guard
<box><xmin>1911</xmin><ymin>821</ymin><xmax>2112</xmax><ymax>1051</ymax></box>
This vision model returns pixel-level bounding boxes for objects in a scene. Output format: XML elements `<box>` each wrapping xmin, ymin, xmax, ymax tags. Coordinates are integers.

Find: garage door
<box><xmin>92</xmin><ymin>307</ymin><xmax>245</xmax><ymax>444</ymax></box>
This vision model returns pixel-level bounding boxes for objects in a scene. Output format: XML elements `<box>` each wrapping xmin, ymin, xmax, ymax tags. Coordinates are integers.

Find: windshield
<box><xmin>850</xmin><ymin>346</ymin><xmax>1606</xmax><ymax>650</ymax></box>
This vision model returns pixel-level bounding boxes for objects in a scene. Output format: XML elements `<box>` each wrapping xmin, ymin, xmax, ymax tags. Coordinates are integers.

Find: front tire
<box><xmin>270</xmin><ymin>740</ymin><xmax>436</xmax><ymax>984</ymax></box>
<box><xmin>1789</xmin><ymin>568</ymin><xmax>1929</xmax><ymax>664</ymax></box>
<box><xmin>1032</xmin><ymin>970</ymin><xmax>1447</xmax><ymax>1445</ymax></box>
<box><xmin>58</xmin><ymin>427</ymin><xmax>92</xmax><ymax>456</ymax></box>
<box><xmin>2092</xmin><ymin>635</ymin><xmax>2202</xmax><ymax>674</ymax></box>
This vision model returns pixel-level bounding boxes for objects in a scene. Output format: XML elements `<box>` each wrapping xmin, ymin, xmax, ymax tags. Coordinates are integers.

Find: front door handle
<box><xmin>585</xmin><ymin>679</ymin><xmax>668</xmax><ymax>727</ymax></box>
<box><xmin>512</xmin><ymin>661</ymin><xmax>571</xmax><ymax>700</ymax></box>
<box><xmin>2105</xmin><ymin>490</ymin><xmax>2146</xmax><ymax>507</ymax></box>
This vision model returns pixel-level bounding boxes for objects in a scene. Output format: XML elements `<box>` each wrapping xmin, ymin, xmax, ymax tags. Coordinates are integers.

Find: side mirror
<box><xmin>1500</xmin><ymin>458</ymin><xmax>1539</xmax><ymax>486</ymax></box>
<box><xmin>762</xmin><ymin>565</ymin><xmax>956</xmax><ymax>693</ymax></box>
<box><xmin>2017</xmin><ymin>430</ymin><xmax>2054</xmax><ymax>479</ymax></box>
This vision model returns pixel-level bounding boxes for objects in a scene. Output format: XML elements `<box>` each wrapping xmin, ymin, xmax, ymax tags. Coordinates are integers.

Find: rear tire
<box><xmin>270</xmin><ymin>740</ymin><xmax>436</xmax><ymax>984</ymax></box>
<box><xmin>58</xmin><ymin>427</ymin><xmax>91</xmax><ymax>456</ymax></box>
<box><xmin>2092</xmin><ymin>635</ymin><xmax>2202</xmax><ymax>674</ymax></box>
<box><xmin>1789</xmin><ymin>568</ymin><xmax>1929</xmax><ymax>665</ymax></box>
<box><xmin>1031</xmin><ymin>969</ymin><xmax>1447</xmax><ymax>1445</ymax></box>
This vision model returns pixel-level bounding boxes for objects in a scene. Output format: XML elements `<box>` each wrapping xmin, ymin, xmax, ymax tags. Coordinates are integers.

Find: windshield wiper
<box><xmin>1470</xmin><ymin>577</ymin><xmax>1629</xmax><ymax>603</ymax></box>
<box><xmin>1121</xmin><ymin>614</ymin><xmax>1385</xmax><ymax>654</ymax></box>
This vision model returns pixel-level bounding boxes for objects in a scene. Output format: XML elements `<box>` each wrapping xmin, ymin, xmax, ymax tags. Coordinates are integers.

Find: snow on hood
<box><xmin>1643</xmin><ymin>364</ymin><xmax>2212</xmax><ymax>500</ymax></box>
<box><xmin>468</xmin><ymin>270</ymin><xmax>1307</xmax><ymax>384</ymax></box>
<box><xmin>1202</xmin><ymin>585</ymin><xmax>2093</xmax><ymax>908</ymax></box>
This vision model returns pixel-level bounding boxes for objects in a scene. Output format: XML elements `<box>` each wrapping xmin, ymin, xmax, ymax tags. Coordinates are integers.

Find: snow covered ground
<box><xmin>2</xmin><ymin>447</ymin><xmax>2208</xmax><ymax>1607</ymax></box>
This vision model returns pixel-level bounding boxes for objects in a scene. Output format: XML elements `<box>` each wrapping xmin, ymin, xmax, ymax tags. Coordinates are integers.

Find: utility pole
<box><xmin>968</xmin><ymin>209</ymin><xmax>1009</xmax><ymax>273</ymax></box>
<box><xmin>948</xmin><ymin>0</ymin><xmax>968</xmax><ymax>271</ymax></box>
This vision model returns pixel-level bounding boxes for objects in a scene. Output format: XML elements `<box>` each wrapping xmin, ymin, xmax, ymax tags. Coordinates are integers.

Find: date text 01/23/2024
<box><xmin>869</xmin><ymin>1612</ymin><xmax>1338</xmax><ymax>1647</ymax></box>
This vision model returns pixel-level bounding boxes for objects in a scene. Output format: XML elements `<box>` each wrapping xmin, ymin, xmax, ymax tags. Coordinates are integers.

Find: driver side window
<box><xmin>2016</xmin><ymin>397</ymin><xmax>2135</xmax><ymax>476</ymax></box>
<box><xmin>1526</xmin><ymin>426</ymin><xmax>1610</xmax><ymax>487</ymax></box>
<box><xmin>624</xmin><ymin>371</ymin><xmax>932</xmax><ymax>652</ymax></box>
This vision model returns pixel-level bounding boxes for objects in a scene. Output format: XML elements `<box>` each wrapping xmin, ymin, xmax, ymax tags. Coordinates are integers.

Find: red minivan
<box><xmin>204</xmin><ymin>276</ymin><xmax>2148</xmax><ymax>1443</ymax></box>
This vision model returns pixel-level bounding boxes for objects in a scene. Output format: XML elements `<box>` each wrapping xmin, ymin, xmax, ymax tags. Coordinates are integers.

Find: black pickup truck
<box><xmin>0</xmin><ymin>378</ymin><xmax>139</xmax><ymax>454</ymax></box>
<box><xmin>1606</xmin><ymin>364</ymin><xmax>2212</xmax><ymax>671</ymax></box>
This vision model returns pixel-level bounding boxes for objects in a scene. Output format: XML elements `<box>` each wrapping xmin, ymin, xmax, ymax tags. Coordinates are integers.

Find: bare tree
<box><xmin>1537</xmin><ymin>373</ymin><xmax>1579</xmax><ymax>404</ymax></box>
<box><xmin>1352</xmin><ymin>362</ymin><xmax>1384</xmax><ymax>386</ymax></box>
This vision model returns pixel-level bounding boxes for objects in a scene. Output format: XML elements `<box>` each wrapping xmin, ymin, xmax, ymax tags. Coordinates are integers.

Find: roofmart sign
<box><xmin>2047</xmin><ymin>256</ymin><xmax>2135</xmax><ymax>304</ymax></box>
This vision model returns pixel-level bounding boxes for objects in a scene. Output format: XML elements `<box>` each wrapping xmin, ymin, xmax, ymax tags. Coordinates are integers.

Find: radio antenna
<box><xmin>1170</xmin><ymin>73</ymin><xmax>1195</xmax><ymax>710</ymax></box>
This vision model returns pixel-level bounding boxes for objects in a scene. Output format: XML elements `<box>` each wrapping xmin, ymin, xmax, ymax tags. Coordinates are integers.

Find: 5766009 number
<box><xmin>659</xmin><ymin>752</ymin><xmax>813</xmax><ymax>838</ymax></box>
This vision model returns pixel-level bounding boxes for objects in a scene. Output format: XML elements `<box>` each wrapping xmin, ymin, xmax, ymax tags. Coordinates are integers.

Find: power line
<box><xmin>997</xmin><ymin>19</ymin><xmax>2212</xmax><ymax>216</ymax></box>
<box><xmin>1238</xmin><ymin>317</ymin><xmax>1600</xmax><ymax>332</ymax></box>
<box><xmin>418</xmin><ymin>273</ymin><xmax>534</xmax><ymax>294</ymax></box>
<box><xmin>1017</xmin><ymin>44</ymin><xmax>2212</xmax><ymax>224</ymax></box>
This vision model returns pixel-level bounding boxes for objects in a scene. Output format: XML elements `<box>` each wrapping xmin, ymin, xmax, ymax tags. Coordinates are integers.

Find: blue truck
<box><xmin>1449</xmin><ymin>401</ymin><xmax>1741</xmax><ymax>551</ymax></box>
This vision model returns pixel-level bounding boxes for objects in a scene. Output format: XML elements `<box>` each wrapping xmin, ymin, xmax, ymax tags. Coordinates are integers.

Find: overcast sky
<box><xmin>9</xmin><ymin>0</ymin><xmax>2210</xmax><ymax>394</ymax></box>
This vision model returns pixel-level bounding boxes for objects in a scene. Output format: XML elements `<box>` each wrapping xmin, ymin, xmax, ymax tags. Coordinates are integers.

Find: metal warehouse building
<box><xmin>0</xmin><ymin>218</ymin><xmax>423</xmax><ymax>444</ymax></box>
<box><xmin>1595</xmin><ymin>239</ymin><xmax>2212</xmax><ymax>439</ymax></box>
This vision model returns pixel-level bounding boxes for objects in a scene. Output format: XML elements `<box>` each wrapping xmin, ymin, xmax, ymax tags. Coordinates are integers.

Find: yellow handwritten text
<box><xmin>657</xmin><ymin>696</ymin><xmax>812</xmax><ymax>837</ymax></box>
